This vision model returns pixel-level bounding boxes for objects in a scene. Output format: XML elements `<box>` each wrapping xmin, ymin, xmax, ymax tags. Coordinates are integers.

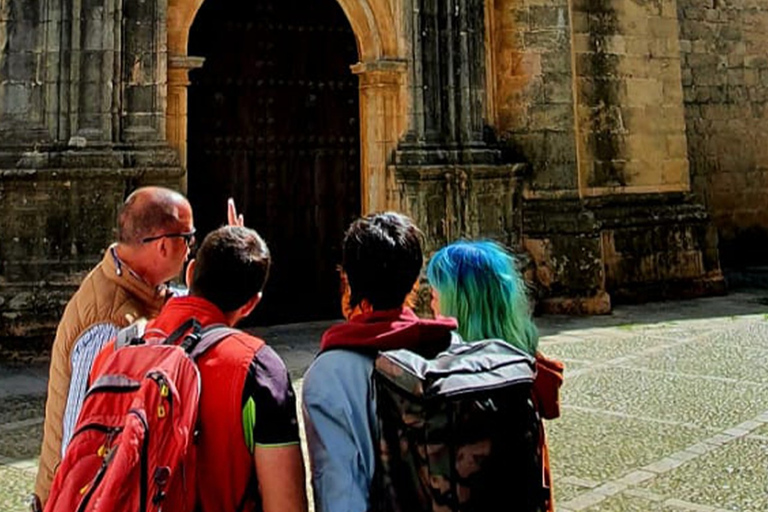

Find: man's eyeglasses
<box><xmin>141</xmin><ymin>230</ymin><xmax>196</xmax><ymax>248</ymax></box>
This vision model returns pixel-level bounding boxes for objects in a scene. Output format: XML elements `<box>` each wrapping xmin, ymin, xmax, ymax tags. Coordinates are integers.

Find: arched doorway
<box><xmin>187</xmin><ymin>0</ymin><xmax>361</xmax><ymax>325</ymax></box>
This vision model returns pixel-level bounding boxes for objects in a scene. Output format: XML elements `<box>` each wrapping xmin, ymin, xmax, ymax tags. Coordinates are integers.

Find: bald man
<box><xmin>34</xmin><ymin>187</ymin><xmax>198</xmax><ymax>506</ymax></box>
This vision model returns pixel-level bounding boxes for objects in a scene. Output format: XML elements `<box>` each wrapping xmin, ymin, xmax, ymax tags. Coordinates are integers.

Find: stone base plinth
<box><xmin>0</xmin><ymin>145</ymin><xmax>184</xmax><ymax>339</ymax></box>
<box><xmin>523</xmin><ymin>193</ymin><xmax>725</xmax><ymax>315</ymax></box>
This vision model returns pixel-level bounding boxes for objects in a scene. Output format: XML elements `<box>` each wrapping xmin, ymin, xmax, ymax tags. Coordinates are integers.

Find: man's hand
<box><xmin>228</xmin><ymin>198</ymin><xmax>245</xmax><ymax>227</ymax></box>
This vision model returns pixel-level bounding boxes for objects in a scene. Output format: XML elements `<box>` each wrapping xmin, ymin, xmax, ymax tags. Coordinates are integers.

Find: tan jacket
<box><xmin>35</xmin><ymin>246</ymin><xmax>166</xmax><ymax>504</ymax></box>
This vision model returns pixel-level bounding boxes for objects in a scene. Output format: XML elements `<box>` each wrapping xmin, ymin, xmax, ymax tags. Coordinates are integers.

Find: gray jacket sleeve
<box><xmin>302</xmin><ymin>351</ymin><xmax>378</xmax><ymax>512</ymax></box>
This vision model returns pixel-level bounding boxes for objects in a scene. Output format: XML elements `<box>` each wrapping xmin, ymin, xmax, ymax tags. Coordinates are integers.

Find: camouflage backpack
<box><xmin>371</xmin><ymin>338</ymin><xmax>547</xmax><ymax>512</ymax></box>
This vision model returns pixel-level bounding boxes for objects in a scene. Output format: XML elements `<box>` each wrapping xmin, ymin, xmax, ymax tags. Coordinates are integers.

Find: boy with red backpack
<box><xmin>46</xmin><ymin>226</ymin><xmax>308</xmax><ymax>512</ymax></box>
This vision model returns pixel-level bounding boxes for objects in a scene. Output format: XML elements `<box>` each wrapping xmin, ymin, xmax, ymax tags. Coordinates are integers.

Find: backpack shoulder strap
<box><xmin>115</xmin><ymin>318</ymin><xmax>148</xmax><ymax>349</ymax></box>
<box><xmin>188</xmin><ymin>324</ymin><xmax>241</xmax><ymax>360</ymax></box>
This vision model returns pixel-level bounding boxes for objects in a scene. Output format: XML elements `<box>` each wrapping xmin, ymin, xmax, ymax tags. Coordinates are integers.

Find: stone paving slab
<box><xmin>539</xmin><ymin>333</ymin><xmax>672</xmax><ymax>363</ymax></box>
<box><xmin>633</xmin><ymin>339</ymin><xmax>768</xmax><ymax>384</ymax></box>
<box><xmin>0</xmin><ymin>465</ymin><xmax>36</xmax><ymax>512</ymax></box>
<box><xmin>0</xmin><ymin>396</ymin><xmax>46</xmax><ymax>426</ymax></box>
<box><xmin>543</xmin><ymin>305</ymin><xmax>768</xmax><ymax>512</ymax></box>
<box><xmin>564</xmin><ymin>366</ymin><xmax>768</xmax><ymax>430</ymax></box>
<box><xmin>0</xmin><ymin>424</ymin><xmax>43</xmax><ymax>461</ymax></box>
<box><xmin>0</xmin><ymin>366</ymin><xmax>48</xmax><ymax>400</ymax></box>
<box><xmin>641</xmin><ymin>437</ymin><xmax>768</xmax><ymax>512</ymax></box>
<box><xmin>1</xmin><ymin>291</ymin><xmax>767</xmax><ymax>511</ymax></box>
<box><xmin>548</xmin><ymin>408</ymin><xmax>709</xmax><ymax>482</ymax></box>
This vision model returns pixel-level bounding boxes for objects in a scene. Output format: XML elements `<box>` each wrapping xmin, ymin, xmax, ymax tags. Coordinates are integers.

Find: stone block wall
<box><xmin>678</xmin><ymin>0</ymin><xmax>768</xmax><ymax>266</ymax></box>
<box><xmin>491</xmin><ymin>0</ymin><xmax>579</xmax><ymax>194</ymax></box>
<box><xmin>0</xmin><ymin>160</ymin><xmax>184</xmax><ymax>338</ymax></box>
<box><xmin>0</xmin><ymin>0</ymin><xmax>184</xmax><ymax>339</ymax></box>
<box><xmin>0</xmin><ymin>0</ymin><xmax>47</xmax><ymax>141</ymax></box>
<box><xmin>0</xmin><ymin>0</ymin><xmax>733</xmax><ymax>336</ymax></box>
<box><xmin>595</xmin><ymin>193</ymin><xmax>723</xmax><ymax>299</ymax></box>
<box><xmin>572</xmin><ymin>0</ymin><xmax>689</xmax><ymax>194</ymax></box>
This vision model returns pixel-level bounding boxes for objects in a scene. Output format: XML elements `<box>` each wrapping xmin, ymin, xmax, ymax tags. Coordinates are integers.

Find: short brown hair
<box><xmin>190</xmin><ymin>226</ymin><xmax>271</xmax><ymax>313</ymax></box>
<box><xmin>117</xmin><ymin>187</ymin><xmax>188</xmax><ymax>245</ymax></box>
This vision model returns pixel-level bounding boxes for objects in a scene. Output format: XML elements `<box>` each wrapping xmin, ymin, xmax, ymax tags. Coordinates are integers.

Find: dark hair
<box><xmin>342</xmin><ymin>212</ymin><xmax>423</xmax><ymax>311</ymax></box>
<box><xmin>190</xmin><ymin>226</ymin><xmax>271</xmax><ymax>313</ymax></box>
<box><xmin>117</xmin><ymin>188</ymin><xmax>188</xmax><ymax>245</ymax></box>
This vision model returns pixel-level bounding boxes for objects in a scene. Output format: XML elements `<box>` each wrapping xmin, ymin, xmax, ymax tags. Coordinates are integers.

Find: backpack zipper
<box><xmin>75</xmin><ymin>443</ymin><xmax>119</xmax><ymax>512</ymax></box>
<box><xmin>130</xmin><ymin>408</ymin><xmax>150</xmax><ymax>512</ymax></box>
<box><xmin>71</xmin><ymin>423</ymin><xmax>123</xmax><ymax>440</ymax></box>
<box><xmin>85</xmin><ymin>376</ymin><xmax>141</xmax><ymax>399</ymax></box>
<box><xmin>148</xmin><ymin>371</ymin><xmax>174</xmax><ymax>419</ymax></box>
<box><xmin>74</xmin><ymin>409</ymin><xmax>149</xmax><ymax>512</ymax></box>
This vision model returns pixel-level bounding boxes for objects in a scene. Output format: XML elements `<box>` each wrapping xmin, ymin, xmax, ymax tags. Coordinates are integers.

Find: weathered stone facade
<box><xmin>0</xmin><ymin>0</ymin><xmax>744</xmax><ymax>337</ymax></box>
<box><xmin>489</xmin><ymin>0</ymin><xmax>725</xmax><ymax>312</ymax></box>
<box><xmin>677</xmin><ymin>0</ymin><xmax>768</xmax><ymax>267</ymax></box>
<box><xmin>0</xmin><ymin>0</ymin><xmax>184</xmax><ymax>338</ymax></box>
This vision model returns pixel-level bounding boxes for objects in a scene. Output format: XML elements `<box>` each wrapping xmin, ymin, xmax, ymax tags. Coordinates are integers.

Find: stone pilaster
<box><xmin>351</xmin><ymin>59</ymin><xmax>408</xmax><ymax>213</ymax></box>
<box><xmin>0</xmin><ymin>0</ymin><xmax>51</xmax><ymax>143</ymax></box>
<box><xmin>395</xmin><ymin>0</ymin><xmax>527</xmax><ymax>253</ymax></box>
<box><xmin>404</xmin><ymin>0</ymin><xmax>487</xmax><ymax>147</ymax></box>
<box><xmin>396</xmin><ymin>163</ymin><xmax>527</xmax><ymax>254</ymax></box>
<box><xmin>167</xmin><ymin>55</ymin><xmax>204</xmax><ymax>192</ymax></box>
<box><xmin>121</xmin><ymin>0</ymin><xmax>168</xmax><ymax>142</ymax></box>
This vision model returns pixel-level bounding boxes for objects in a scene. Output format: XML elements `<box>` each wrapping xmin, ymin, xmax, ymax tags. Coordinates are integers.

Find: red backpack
<box><xmin>45</xmin><ymin>318</ymin><xmax>239</xmax><ymax>512</ymax></box>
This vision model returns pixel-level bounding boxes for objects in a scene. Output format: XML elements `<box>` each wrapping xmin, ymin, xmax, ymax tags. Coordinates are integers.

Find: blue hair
<box><xmin>427</xmin><ymin>240</ymin><xmax>538</xmax><ymax>355</ymax></box>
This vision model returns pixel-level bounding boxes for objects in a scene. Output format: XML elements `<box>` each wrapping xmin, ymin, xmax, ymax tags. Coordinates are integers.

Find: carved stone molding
<box><xmin>167</xmin><ymin>54</ymin><xmax>205</xmax><ymax>190</ymax></box>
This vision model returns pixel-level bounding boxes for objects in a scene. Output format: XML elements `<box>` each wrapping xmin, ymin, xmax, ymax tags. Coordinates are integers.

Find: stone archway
<box><xmin>166</xmin><ymin>0</ymin><xmax>407</xmax><ymax>213</ymax></box>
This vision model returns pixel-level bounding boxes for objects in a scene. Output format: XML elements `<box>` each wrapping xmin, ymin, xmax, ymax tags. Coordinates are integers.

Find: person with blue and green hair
<box><xmin>427</xmin><ymin>240</ymin><xmax>539</xmax><ymax>355</ymax></box>
<box><xmin>427</xmin><ymin>240</ymin><xmax>564</xmax><ymax>512</ymax></box>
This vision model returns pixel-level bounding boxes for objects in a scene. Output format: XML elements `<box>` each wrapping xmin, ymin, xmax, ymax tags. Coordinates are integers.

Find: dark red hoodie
<box><xmin>320</xmin><ymin>307</ymin><xmax>458</xmax><ymax>357</ymax></box>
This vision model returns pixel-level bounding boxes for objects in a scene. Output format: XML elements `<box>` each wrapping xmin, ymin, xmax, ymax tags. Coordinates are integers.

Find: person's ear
<box><xmin>185</xmin><ymin>259</ymin><xmax>196</xmax><ymax>288</ymax></box>
<box><xmin>158</xmin><ymin>238</ymin><xmax>169</xmax><ymax>258</ymax></box>
<box><xmin>431</xmin><ymin>288</ymin><xmax>441</xmax><ymax>316</ymax></box>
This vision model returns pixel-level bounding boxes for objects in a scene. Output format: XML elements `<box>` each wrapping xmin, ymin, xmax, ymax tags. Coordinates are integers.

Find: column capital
<box><xmin>351</xmin><ymin>59</ymin><xmax>407</xmax><ymax>87</ymax></box>
<box><xmin>169</xmin><ymin>55</ymin><xmax>206</xmax><ymax>71</ymax></box>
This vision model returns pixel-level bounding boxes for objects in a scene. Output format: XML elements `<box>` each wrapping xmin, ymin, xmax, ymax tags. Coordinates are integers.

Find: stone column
<box><xmin>64</xmin><ymin>0</ymin><xmax>122</xmax><ymax>144</ymax></box>
<box><xmin>402</xmin><ymin>0</ymin><xmax>487</xmax><ymax>148</ymax></box>
<box><xmin>167</xmin><ymin>55</ymin><xmax>204</xmax><ymax>192</ymax></box>
<box><xmin>121</xmin><ymin>0</ymin><xmax>168</xmax><ymax>142</ymax></box>
<box><xmin>395</xmin><ymin>0</ymin><xmax>525</xmax><ymax>252</ymax></box>
<box><xmin>0</xmin><ymin>0</ymin><xmax>48</xmax><ymax>145</ymax></box>
<box><xmin>351</xmin><ymin>59</ymin><xmax>408</xmax><ymax>213</ymax></box>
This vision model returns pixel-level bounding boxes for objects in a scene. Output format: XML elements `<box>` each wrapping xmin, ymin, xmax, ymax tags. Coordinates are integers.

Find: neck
<box><xmin>115</xmin><ymin>244</ymin><xmax>160</xmax><ymax>287</ymax></box>
<box><xmin>223</xmin><ymin>310</ymin><xmax>241</xmax><ymax>327</ymax></box>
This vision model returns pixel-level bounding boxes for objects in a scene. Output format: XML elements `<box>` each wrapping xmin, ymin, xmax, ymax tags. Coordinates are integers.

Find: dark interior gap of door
<box><xmin>187</xmin><ymin>0</ymin><xmax>361</xmax><ymax>325</ymax></box>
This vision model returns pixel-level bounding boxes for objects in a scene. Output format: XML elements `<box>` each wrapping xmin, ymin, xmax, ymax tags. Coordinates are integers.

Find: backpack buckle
<box><xmin>179</xmin><ymin>319</ymin><xmax>203</xmax><ymax>352</ymax></box>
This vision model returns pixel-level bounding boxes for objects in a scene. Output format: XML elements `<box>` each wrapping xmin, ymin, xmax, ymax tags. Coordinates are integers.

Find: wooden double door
<box><xmin>187</xmin><ymin>0</ymin><xmax>361</xmax><ymax>324</ymax></box>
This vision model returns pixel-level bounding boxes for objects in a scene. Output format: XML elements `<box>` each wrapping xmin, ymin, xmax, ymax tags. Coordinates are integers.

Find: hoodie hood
<box><xmin>533</xmin><ymin>352</ymin><xmax>565</xmax><ymax>420</ymax></box>
<box><xmin>320</xmin><ymin>307</ymin><xmax>458</xmax><ymax>358</ymax></box>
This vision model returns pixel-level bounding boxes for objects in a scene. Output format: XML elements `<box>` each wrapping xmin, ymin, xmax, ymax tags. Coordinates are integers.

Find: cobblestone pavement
<box><xmin>1</xmin><ymin>291</ymin><xmax>767</xmax><ymax>511</ymax></box>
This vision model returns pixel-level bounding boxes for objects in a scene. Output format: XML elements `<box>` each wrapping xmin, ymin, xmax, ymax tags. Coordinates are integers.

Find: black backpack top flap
<box><xmin>374</xmin><ymin>339</ymin><xmax>536</xmax><ymax>399</ymax></box>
